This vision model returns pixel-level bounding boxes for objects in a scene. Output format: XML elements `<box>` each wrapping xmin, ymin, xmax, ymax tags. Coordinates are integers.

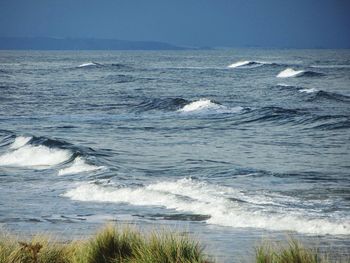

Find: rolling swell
<box><xmin>136</xmin><ymin>97</ymin><xmax>189</xmax><ymax>112</ymax></box>
<box><xmin>77</xmin><ymin>62</ymin><xmax>133</xmax><ymax>70</ymax></box>
<box><xmin>234</xmin><ymin>106</ymin><xmax>350</xmax><ymax>130</ymax></box>
<box><xmin>238</xmin><ymin>106</ymin><xmax>307</xmax><ymax>125</ymax></box>
<box><xmin>135</xmin><ymin>97</ymin><xmax>245</xmax><ymax>115</ymax></box>
<box><xmin>134</xmin><ymin>96</ymin><xmax>349</xmax><ymax>131</ymax></box>
<box><xmin>308</xmin><ymin>90</ymin><xmax>350</xmax><ymax>103</ymax></box>
<box><xmin>275</xmin><ymin>84</ymin><xmax>350</xmax><ymax>103</ymax></box>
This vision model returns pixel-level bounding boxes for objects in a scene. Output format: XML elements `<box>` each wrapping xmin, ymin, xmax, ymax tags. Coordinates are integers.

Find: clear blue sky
<box><xmin>0</xmin><ymin>0</ymin><xmax>349</xmax><ymax>48</ymax></box>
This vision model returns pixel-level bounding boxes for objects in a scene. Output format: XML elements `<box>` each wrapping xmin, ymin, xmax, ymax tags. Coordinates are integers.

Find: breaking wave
<box><xmin>228</xmin><ymin>60</ymin><xmax>278</xmax><ymax>69</ymax></box>
<box><xmin>64</xmin><ymin>178</ymin><xmax>350</xmax><ymax>235</ymax></box>
<box><xmin>58</xmin><ymin>157</ymin><xmax>104</xmax><ymax>176</ymax></box>
<box><xmin>277</xmin><ymin>68</ymin><xmax>324</xmax><ymax>78</ymax></box>
<box><xmin>0</xmin><ymin>144</ymin><xmax>72</xmax><ymax>168</ymax></box>
<box><xmin>178</xmin><ymin>99</ymin><xmax>243</xmax><ymax>114</ymax></box>
<box><xmin>276</xmin><ymin>84</ymin><xmax>350</xmax><ymax>102</ymax></box>
<box><xmin>0</xmin><ymin>135</ymin><xmax>103</xmax><ymax>172</ymax></box>
<box><xmin>9</xmin><ymin>136</ymin><xmax>32</xmax><ymax>149</ymax></box>
<box><xmin>77</xmin><ymin>62</ymin><xmax>132</xmax><ymax>70</ymax></box>
<box><xmin>299</xmin><ymin>88</ymin><xmax>319</xmax><ymax>94</ymax></box>
<box><xmin>77</xmin><ymin>62</ymin><xmax>103</xmax><ymax>68</ymax></box>
<box><xmin>135</xmin><ymin>98</ymin><xmax>244</xmax><ymax>115</ymax></box>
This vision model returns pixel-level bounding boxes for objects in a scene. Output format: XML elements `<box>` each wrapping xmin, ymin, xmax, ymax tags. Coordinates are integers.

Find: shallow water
<box><xmin>0</xmin><ymin>49</ymin><xmax>349</xmax><ymax>262</ymax></box>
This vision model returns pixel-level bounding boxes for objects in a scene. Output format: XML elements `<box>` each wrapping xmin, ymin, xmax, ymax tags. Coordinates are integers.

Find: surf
<box><xmin>0</xmin><ymin>144</ymin><xmax>72</xmax><ymax>168</ymax></box>
<box><xmin>0</xmin><ymin>135</ymin><xmax>104</xmax><ymax>173</ymax></box>
<box><xmin>64</xmin><ymin>178</ymin><xmax>350</xmax><ymax>235</ymax></box>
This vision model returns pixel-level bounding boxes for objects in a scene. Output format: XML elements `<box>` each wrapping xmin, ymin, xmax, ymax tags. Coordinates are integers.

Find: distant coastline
<box><xmin>0</xmin><ymin>37</ymin><xmax>190</xmax><ymax>50</ymax></box>
<box><xmin>0</xmin><ymin>38</ymin><xmax>348</xmax><ymax>50</ymax></box>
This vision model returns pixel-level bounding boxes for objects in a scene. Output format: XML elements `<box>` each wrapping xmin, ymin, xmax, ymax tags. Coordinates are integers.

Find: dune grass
<box><xmin>255</xmin><ymin>238</ymin><xmax>330</xmax><ymax>263</ymax></box>
<box><xmin>0</xmin><ymin>225</ymin><xmax>345</xmax><ymax>263</ymax></box>
<box><xmin>0</xmin><ymin>225</ymin><xmax>209</xmax><ymax>263</ymax></box>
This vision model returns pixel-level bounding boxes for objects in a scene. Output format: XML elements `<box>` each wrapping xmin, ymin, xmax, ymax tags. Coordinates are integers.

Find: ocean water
<box><xmin>0</xmin><ymin>49</ymin><xmax>349</xmax><ymax>262</ymax></box>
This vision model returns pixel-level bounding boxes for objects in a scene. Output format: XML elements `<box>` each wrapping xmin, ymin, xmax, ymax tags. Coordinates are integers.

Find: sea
<box><xmin>0</xmin><ymin>49</ymin><xmax>349</xmax><ymax>262</ymax></box>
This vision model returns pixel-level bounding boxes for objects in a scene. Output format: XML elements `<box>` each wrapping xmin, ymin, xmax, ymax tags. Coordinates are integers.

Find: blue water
<box><xmin>1</xmin><ymin>50</ymin><xmax>349</xmax><ymax>262</ymax></box>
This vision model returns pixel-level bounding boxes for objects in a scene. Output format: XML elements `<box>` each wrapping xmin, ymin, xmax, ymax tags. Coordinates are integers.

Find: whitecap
<box><xmin>0</xmin><ymin>145</ymin><xmax>72</xmax><ymax>168</ymax></box>
<box><xmin>299</xmin><ymin>88</ymin><xmax>318</xmax><ymax>94</ymax></box>
<box><xmin>276</xmin><ymin>83</ymin><xmax>293</xmax><ymax>87</ymax></box>
<box><xmin>277</xmin><ymin>68</ymin><xmax>305</xmax><ymax>78</ymax></box>
<box><xmin>227</xmin><ymin>60</ymin><xmax>253</xmax><ymax>68</ymax></box>
<box><xmin>227</xmin><ymin>60</ymin><xmax>273</xmax><ymax>69</ymax></box>
<box><xmin>178</xmin><ymin>99</ymin><xmax>243</xmax><ymax>114</ymax></box>
<box><xmin>58</xmin><ymin>157</ymin><xmax>104</xmax><ymax>176</ymax></box>
<box><xmin>77</xmin><ymin>62</ymin><xmax>100</xmax><ymax>68</ymax></box>
<box><xmin>10</xmin><ymin>136</ymin><xmax>32</xmax><ymax>149</ymax></box>
<box><xmin>64</xmin><ymin>178</ymin><xmax>350</xmax><ymax>235</ymax></box>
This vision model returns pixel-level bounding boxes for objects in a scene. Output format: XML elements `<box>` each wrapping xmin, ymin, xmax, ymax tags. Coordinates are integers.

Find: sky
<box><xmin>0</xmin><ymin>0</ymin><xmax>349</xmax><ymax>48</ymax></box>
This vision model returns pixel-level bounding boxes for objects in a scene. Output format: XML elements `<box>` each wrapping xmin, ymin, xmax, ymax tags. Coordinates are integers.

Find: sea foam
<box><xmin>277</xmin><ymin>68</ymin><xmax>305</xmax><ymax>78</ymax></box>
<box><xmin>178</xmin><ymin>99</ymin><xmax>243</xmax><ymax>114</ymax></box>
<box><xmin>58</xmin><ymin>157</ymin><xmax>104</xmax><ymax>176</ymax></box>
<box><xmin>9</xmin><ymin>136</ymin><xmax>32</xmax><ymax>149</ymax></box>
<box><xmin>0</xmin><ymin>144</ymin><xmax>72</xmax><ymax>168</ymax></box>
<box><xmin>78</xmin><ymin>62</ymin><xmax>101</xmax><ymax>68</ymax></box>
<box><xmin>227</xmin><ymin>60</ymin><xmax>268</xmax><ymax>69</ymax></box>
<box><xmin>299</xmin><ymin>88</ymin><xmax>318</xmax><ymax>94</ymax></box>
<box><xmin>64</xmin><ymin>178</ymin><xmax>350</xmax><ymax>235</ymax></box>
<box><xmin>228</xmin><ymin>60</ymin><xmax>253</xmax><ymax>68</ymax></box>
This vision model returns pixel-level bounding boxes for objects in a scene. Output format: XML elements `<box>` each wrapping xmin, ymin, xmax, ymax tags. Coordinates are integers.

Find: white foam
<box><xmin>78</xmin><ymin>62</ymin><xmax>99</xmax><ymax>68</ymax></box>
<box><xmin>228</xmin><ymin>60</ymin><xmax>252</xmax><ymax>68</ymax></box>
<box><xmin>10</xmin><ymin>136</ymin><xmax>32</xmax><ymax>149</ymax></box>
<box><xmin>277</xmin><ymin>83</ymin><xmax>293</xmax><ymax>87</ymax></box>
<box><xmin>227</xmin><ymin>60</ymin><xmax>271</xmax><ymax>69</ymax></box>
<box><xmin>0</xmin><ymin>145</ymin><xmax>72</xmax><ymax>168</ymax></box>
<box><xmin>64</xmin><ymin>178</ymin><xmax>350</xmax><ymax>235</ymax></box>
<box><xmin>311</xmin><ymin>64</ymin><xmax>350</xmax><ymax>69</ymax></box>
<box><xmin>299</xmin><ymin>88</ymin><xmax>318</xmax><ymax>94</ymax></box>
<box><xmin>277</xmin><ymin>68</ymin><xmax>304</xmax><ymax>78</ymax></box>
<box><xmin>178</xmin><ymin>99</ymin><xmax>243</xmax><ymax>114</ymax></box>
<box><xmin>58</xmin><ymin>157</ymin><xmax>104</xmax><ymax>176</ymax></box>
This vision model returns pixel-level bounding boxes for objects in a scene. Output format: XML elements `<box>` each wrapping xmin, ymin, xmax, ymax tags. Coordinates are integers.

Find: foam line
<box><xmin>64</xmin><ymin>178</ymin><xmax>350</xmax><ymax>235</ymax></box>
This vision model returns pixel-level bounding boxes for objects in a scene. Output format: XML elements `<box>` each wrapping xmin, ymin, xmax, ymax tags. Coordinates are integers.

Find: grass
<box><xmin>0</xmin><ymin>225</ymin><xmax>346</xmax><ymax>263</ymax></box>
<box><xmin>0</xmin><ymin>225</ymin><xmax>209</xmax><ymax>263</ymax></box>
<box><xmin>255</xmin><ymin>238</ymin><xmax>333</xmax><ymax>263</ymax></box>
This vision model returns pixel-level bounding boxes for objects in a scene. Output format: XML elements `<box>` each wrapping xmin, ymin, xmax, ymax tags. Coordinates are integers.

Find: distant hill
<box><xmin>0</xmin><ymin>37</ymin><xmax>188</xmax><ymax>50</ymax></box>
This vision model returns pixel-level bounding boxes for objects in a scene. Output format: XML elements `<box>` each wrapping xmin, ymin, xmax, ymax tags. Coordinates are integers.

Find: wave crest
<box><xmin>277</xmin><ymin>68</ymin><xmax>324</xmax><ymax>78</ymax></box>
<box><xmin>58</xmin><ymin>157</ymin><xmax>104</xmax><ymax>175</ymax></box>
<box><xmin>77</xmin><ymin>62</ymin><xmax>102</xmax><ymax>68</ymax></box>
<box><xmin>227</xmin><ymin>60</ymin><xmax>275</xmax><ymax>69</ymax></box>
<box><xmin>9</xmin><ymin>136</ymin><xmax>32</xmax><ymax>149</ymax></box>
<box><xmin>0</xmin><ymin>135</ymin><xmax>102</xmax><ymax>171</ymax></box>
<box><xmin>178</xmin><ymin>99</ymin><xmax>243</xmax><ymax>114</ymax></box>
<box><xmin>0</xmin><ymin>144</ymin><xmax>72</xmax><ymax>168</ymax></box>
<box><xmin>277</xmin><ymin>68</ymin><xmax>305</xmax><ymax>78</ymax></box>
